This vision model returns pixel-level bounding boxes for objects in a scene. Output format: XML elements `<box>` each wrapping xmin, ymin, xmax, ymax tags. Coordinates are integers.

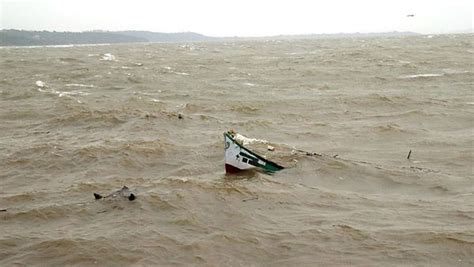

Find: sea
<box><xmin>1</xmin><ymin>34</ymin><xmax>473</xmax><ymax>266</ymax></box>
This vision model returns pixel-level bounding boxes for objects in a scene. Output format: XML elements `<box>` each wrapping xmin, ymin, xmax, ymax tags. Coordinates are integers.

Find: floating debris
<box><xmin>94</xmin><ymin>186</ymin><xmax>136</xmax><ymax>201</ymax></box>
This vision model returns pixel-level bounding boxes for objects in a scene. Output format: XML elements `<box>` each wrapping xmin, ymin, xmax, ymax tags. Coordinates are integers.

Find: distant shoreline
<box><xmin>0</xmin><ymin>29</ymin><xmax>432</xmax><ymax>47</ymax></box>
<box><xmin>0</xmin><ymin>30</ymin><xmax>213</xmax><ymax>47</ymax></box>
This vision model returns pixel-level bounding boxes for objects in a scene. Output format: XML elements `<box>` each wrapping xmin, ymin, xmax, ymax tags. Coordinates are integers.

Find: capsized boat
<box><xmin>224</xmin><ymin>130</ymin><xmax>285</xmax><ymax>173</ymax></box>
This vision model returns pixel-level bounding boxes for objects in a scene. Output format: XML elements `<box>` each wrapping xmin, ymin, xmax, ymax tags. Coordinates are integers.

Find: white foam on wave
<box><xmin>133</xmin><ymin>90</ymin><xmax>162</xmax><ymax>96</ymax></box>
<box><xmin>162</xmin><ymin>66</ymin><xmax>189</xmax><ymax>76</ymax></box>
<box><xmin>35</xmin><ymin>81</ymin><xmax>90</xmax><ymax>103</ymax></box>
<box><xmin>401</xmin><ymin>73</ymin><xmax>444</xmax><ymax>79</ymax></box>
<box><xmin>243</xmin><ymin>82</ymin><xmax>256</xmax><ymax>87</ymax></box>
<box><xmin>55</xmin><ymin>90</ymin><xmax>90</xmax><ymax>97</ymax></box>
<box><xmin>234</xmin><ymin>133</ymin><xmax>268</xmax><ymax>146</ymax></box>
<box><xmin>173</xmin><ymin>71</ymin><xmax>189</xmax><ymax>76</ymax></box>
<box><xmin>36</xmin><ymin>80</ymin><xmax>47</xmax><ymax>88</ymax></box>
<box><xmin>442</xmin><ymin>69</ymin><xmax>471</xmax><ymax>75</ymax></box>
<box><xmin>101</xmin><ymin>53</ymin><xmax>116</xmax><ymax>61</ymax></box>
<box><xmin>180</xmin><ymin>44</ymin><xmax>196</xmax><ymax>51</ymax></box>
<box><xmin>37</xmin><ymin>88</ymin><xmax>90</xmax><ymax>97</ymax></box>
<box><xmin>65</xmin><ymin>83</ymin><xmax>94</xmax><ymax>88</ymax></box>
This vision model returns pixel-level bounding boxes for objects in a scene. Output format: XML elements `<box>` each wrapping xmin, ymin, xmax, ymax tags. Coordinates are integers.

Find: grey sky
<box><xmin>1</xmin><ymin>0</ymin><xmax>472</xmax><ymax>36</ymax></box>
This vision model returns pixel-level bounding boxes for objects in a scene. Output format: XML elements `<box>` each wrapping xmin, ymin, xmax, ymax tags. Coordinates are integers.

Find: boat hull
<box><xmin>224</xmin><ymin>132</ymin><xmax>284</xmax><ymax>173</ymax></box>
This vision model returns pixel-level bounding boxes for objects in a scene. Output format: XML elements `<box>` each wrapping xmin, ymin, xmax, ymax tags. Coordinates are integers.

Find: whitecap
<box><xmin>36</xmin><ymin>85</ymin><xmax>90</xmax><ymax>98</ymax></box>
<box><xmin>65</xmin><ymin>83</ymin><xmax>94</xmax><ymax>88</ymax></box>
<box><xmin>162</xmin><ymin>66</ymin><xmax>189</xmax><ymax>76</ymax></box>
<box><xmin>442</xmin><ymin>69</ymin><xmax>471</xmax><ymax>75</ymax></box>
<box><xmin>401</xmin><ymin>74</ymin><xmax>444</xmax><ymax>79</ymax></box>
<box><xmin>101</xmin><ymin>53</ymin><xmax>116</xmax><ymax>61</ymax></box>
<box><xmin>243</xmin><ymin>82</ymin><xmax>256</xmax><ymax>87</ymax></box>
<box><xmin>56</xmin><ymin>90</ymin><xmax>90</xmax><ymax>97</ymax></box>
<box><xmin>234</xmin><ymin>133</ymin><xmax>267</xmax><ymax>146</ymax></box>
<box><xmin>173</xmin><ymin>71</ymin><xmax>189</xmax><ymax>76</ymax></box>
<box><xmin>35</xmin><ymin>80</ymin><xmax>47</xmax><ymax>88</ymax></box>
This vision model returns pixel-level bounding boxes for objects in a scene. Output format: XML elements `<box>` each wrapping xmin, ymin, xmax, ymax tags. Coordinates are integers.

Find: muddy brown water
<box><xmin>1</xmin><ymin>34</ymin><xmax>473</xmax><ymax>266</ymax></box>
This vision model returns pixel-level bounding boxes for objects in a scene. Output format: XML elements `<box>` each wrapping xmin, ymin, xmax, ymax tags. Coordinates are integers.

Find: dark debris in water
<box><xmin>242</xmin><ymin>196</ymin><xmax>259</xmax><ymax>202</ymax></box>
<box><xmin>93</xmin><ymin>186</ymin><xmax>136</xmax><ymax>201</ymax></box>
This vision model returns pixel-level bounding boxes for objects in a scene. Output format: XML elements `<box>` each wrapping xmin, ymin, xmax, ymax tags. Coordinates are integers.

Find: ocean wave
<box><xmin>65</xmin><ymin>83</ymin><xmax>95</xmax><ymax>88</ymax></box>
<box><xmin>400</xmin><ymin>73</ymin><xmax>444</xmax><ymax>79</ymax></box>
<box><xmin>73</xmin><ymin>140</ymin><xmax>171</xmax><ymax>168</ymax></box>
<box><xmin>48</xmin><ymin>109</ymin><xmax>126</xmax><ymax>126</ymax></box>
<box><xmin>373</xmin><ymin>123</ymin><xmax>408</xmax><ymax>133</ymax></box>
<box><xmin>230</xmin><ymin>104</ymin><xmax>260</xmax><ymax>115</ymax></box>
<box><xmin>398</xmin><ymin>231</ymin><xmax>474</xmax><ymax>245</ymax></box>
<box><xmin>58</xmin><ymin>57</ymin><xmax>85</xmax><ymax>63</ymax></box>
<box><xmin>2</xmin><ymin>35</ymin><xmax>473</xmax><ymax>266</ymax></box>
<box><xmin>36</xmin><ymin>80</ymin><xmax>47</xmax><ymax>88</ymax></box>
<box><xmin>161</xmin><ymin>66</ymin><xmax>190</xmax><ymax>76</ymax></box>
<box><xmin>35</xmin><ymin>81</ymin><xmax>91</xmax><ymax>102</ymax></box>
<box><xmin>100</xmin><ymin>53</ymin><xmax>116</xmax><ymax>61</ymax></box>
<box><xmin>16</xmin><ymin>238</ymin><xmax>143</xmax><ymax>266</ymax></box>
<box><xmin>1</xmin><ymin>204</ymin><xmax>81</xmax><ymax>221</ymax></box>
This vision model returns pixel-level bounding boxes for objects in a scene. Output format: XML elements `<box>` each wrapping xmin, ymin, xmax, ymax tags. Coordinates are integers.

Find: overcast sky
<box><xmin>1</xmin><ymin>0</ymin><xmax>472</xmax><ymax>36</ymax></box>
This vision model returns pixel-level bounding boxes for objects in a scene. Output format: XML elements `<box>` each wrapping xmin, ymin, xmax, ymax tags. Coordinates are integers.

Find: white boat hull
<box><xmin>224</xmin><ymin>132</ymin><xmax>284</xmax><ymax>173</ymax></box>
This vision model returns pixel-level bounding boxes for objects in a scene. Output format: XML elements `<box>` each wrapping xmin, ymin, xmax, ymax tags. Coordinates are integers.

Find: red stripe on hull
<box><xmin>225</xmin><ymin>164</ymin><xmax>243</xmax><ymax>173</ymax></box>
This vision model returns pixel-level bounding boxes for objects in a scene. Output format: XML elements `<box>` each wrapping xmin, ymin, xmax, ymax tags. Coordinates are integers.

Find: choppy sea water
<box><xmin>1</xmin><ymin>34</ymin><xmax>473</xmax><ymax>266</ymax></box>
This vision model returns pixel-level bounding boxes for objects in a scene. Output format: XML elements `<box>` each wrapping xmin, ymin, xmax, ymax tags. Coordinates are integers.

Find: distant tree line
<box><xmin>0</xmin><ymin>29</ymin><xmax>421</xmax><ymax>46</ymax></box>
<box><xmin>0</xmin><ymin>30</ymin><xmax>213</xmax><ymax>46</ymax></box>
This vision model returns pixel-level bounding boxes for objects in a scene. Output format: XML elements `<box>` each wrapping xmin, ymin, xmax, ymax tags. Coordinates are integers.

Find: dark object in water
<box><xmin>0</xmin><ymin>209</ymin><xmax>7</xmax><ymax>212</ymax></box>
<box><xmin>94</xmin><ymin>186</ymin><xmax>136</xmax><ymax>201</ymax></box>
<box><xmin>407</xmin><ymin>150</ymin><xmax>412</xmax><ymax>159</ymax></box>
